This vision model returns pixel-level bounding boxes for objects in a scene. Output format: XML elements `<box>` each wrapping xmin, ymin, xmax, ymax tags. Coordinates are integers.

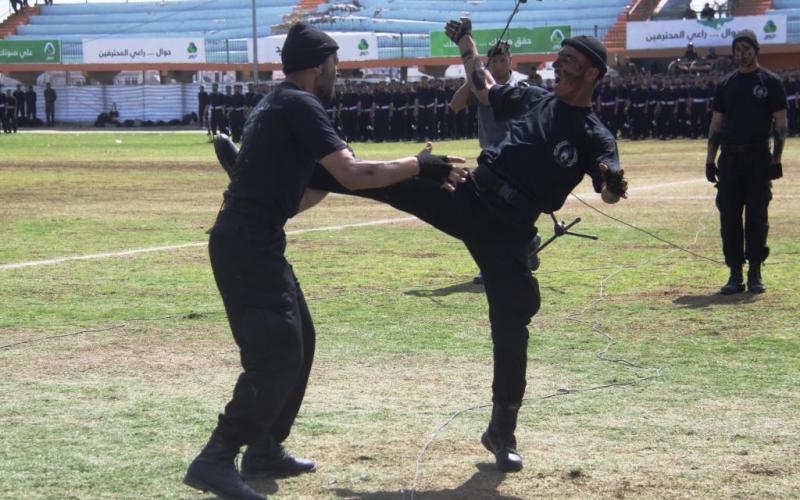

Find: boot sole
<box><xmin>720</xmin><ymin>286</ymin><xmax>745</xmax><ymax>295</ymax></box>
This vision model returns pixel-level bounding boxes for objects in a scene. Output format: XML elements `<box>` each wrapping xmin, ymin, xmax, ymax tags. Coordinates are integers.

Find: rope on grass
<box><xmin>0</xmin><ymin>311</ymin><xmax>223</xmax><ymax>351</ymax></box>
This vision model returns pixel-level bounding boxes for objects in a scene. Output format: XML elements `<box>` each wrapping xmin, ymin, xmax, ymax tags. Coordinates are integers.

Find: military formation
<box><xmin>592</xmin><ymin>70</ymin><xmax>800</xmax><ymax>141</ymax></box>
<box><xmin>199</xmin><ymin>66</ymin><xmax>800</xmax><ymax>144</ymax></box>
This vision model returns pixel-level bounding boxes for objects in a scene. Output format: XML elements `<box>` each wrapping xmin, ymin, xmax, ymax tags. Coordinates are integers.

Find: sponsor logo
<box><xmin>753</xmin><ymin>85</ymin><xmax>768</xmax><ymax>99</ymax></box>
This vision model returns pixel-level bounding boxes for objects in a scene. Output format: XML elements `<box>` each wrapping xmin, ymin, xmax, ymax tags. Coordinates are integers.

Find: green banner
<box><xmin>430</xmin><ymin>26</ymin><xmax>571</xmax><ymax>57</ymax></box>
<box><xmin>0</xmin><ymin>40</ymin><xmax>61</xmax><ymax>63</ymax></box>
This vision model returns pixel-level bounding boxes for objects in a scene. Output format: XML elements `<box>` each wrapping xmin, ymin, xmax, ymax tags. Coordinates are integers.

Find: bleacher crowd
<box><xmin>202</xmin><ymin>65</ymin><xmax>800</xmax><ymax>144</ymax></box>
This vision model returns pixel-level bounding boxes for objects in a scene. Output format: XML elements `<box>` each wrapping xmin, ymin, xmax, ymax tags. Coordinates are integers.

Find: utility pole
<box><xmin>251</xmin><ymin>0</ymin><xmax>259</xmax><ymax>83</ymax></box>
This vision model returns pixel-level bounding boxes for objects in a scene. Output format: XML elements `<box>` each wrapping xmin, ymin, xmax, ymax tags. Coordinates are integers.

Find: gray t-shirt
<box><xmin>476</xmin><ymin>75</ymin><xmax>526</xmax><ymax>149</ymax></box>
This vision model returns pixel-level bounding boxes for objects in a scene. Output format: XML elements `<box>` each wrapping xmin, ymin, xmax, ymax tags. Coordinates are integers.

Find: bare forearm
<box><xmin>706</xmin><ymin>131</ymin><xmax>721</xmax><ymax>163</ymax></box>
<box><xmin>457</xmin><ymin>36</ymin><xmax>492</xmax><ymax>104</ymax></box>
<box><xmin>449</xmin><ymin>82</ymin><xmax>470</xmax><ymax>112</ymax></box>
<box><xmin>344</xmin><ymin>157</ymin><xmax>419</xmax><ymax>190</ymax></box>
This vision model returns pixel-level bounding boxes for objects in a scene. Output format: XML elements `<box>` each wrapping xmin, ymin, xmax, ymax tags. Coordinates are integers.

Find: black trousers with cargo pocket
<box><xmin>309</xmin><ymin>168</ymin><xmax>541</xmax><ymax>407</ymax></box>
<box><xmin>716</xmin><ymin>145</ymin><xmax>772</xmax><ymax>268</ymax></box>
<box><xmin>208</xmin><ymin>219</ymin><xmax>315</xmax><ymax>447</ymax></box>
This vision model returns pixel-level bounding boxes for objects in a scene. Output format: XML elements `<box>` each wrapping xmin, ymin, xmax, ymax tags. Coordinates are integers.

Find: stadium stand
<box><xmin>2</xmin><ymin>0</ymin><xmax>630</xmax><ymax>62</ymax></box>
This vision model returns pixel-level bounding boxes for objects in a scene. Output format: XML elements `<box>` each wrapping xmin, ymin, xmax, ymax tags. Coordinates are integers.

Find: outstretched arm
<box><xmin>445</xmin><ymin>19</ymin><xmax>496</xmax><ymax>105</ymax></box>
<box><xmin>319</xmin><ymin>145</ymin><xmax>467</xmax><ymax>192</ymax></box>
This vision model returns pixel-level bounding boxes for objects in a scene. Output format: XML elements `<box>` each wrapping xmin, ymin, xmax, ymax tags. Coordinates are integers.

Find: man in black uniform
<box><xmin>358</xmin><ymin>83</ymin><xmax>374</xmax><ymax>142</ymax></box>
<box><xmin>244</xmin><ymin>82</ymin><xmax>259</xmax><ymax>118</ymax></box>
<box><xmin>390</xmin><ymin>81</ymin><xmax>407</xmax><ymax>141</ymax></box>
<box><xmin>25</xmin><ymin>85</ymin><xmax>36</xmax><ymax>121</ymax></box>
<box><xmin>218</xmin><ymin>22</ymin><xmax>628</xmax><ymax>475</ymax></box>
<box><xmin>197</xmin><ymin>85</ymin><xmax>209</xmax><ymax>129</ymax></box>
<box><xmin>688</xmin><ymin>76</ymin><xmax>709</xmax><ymax>139</ymax></box>
<box><xmin>228</xmin><ymin>84</ymin><xmax>246</xmax><ymax>143</ymax></box>
<box><xmin>597</xmin><ymin>77</ymin><xmax>618</xmax><ymax>137</ymax></box>
<box><xmin>4</xmin><ymin>90</ymin><xmax>18</xmax><ymax>133</ymax></box>
<box><xmin>372</xmin><ymin>81</ymin><xmax>392</xmax><ymax>142</ymax></box>
<box><xmin>706</xmin><ymin>30</ymin><xmax>787</xmax><ymax>294</ymax></box>
<box><xmin>629</xmin><ymin>78</ymin><xmax>649</xmax><ymax>140</ymax></box>
<box><xmin>0</xmin><ymin>88</ymin><xmax>6</xmax><ymax>133</ymax></box>
<box><xmin>13</xmin><ymin>84</ymin><xmax>25</xmax><ymax>121</ymax></box>
<box><xmin>185</xmin><ymin>23</ymin><xmax>467</xmax><ymax>500</ymax></box>
<box><xmin>44</xmin><ymin>82</ymin><xmax>56</xmax><ymax>127</ymax></box>
<box><xmin>415</xmin><ymin>76</ymin><xmax>437</xmax><ymax>141</ymax></box>
<box><xmin>339</xmin><ymin>83</ymin><xmax>359</xmax><ymax>141</ymax></box>
<box><xmin>319</xmin><ymin>24</ymin><xmax>627</xmax><ymax>473</ymax></box>
<box><xmin>208</xmin><ymin>83</ymin><xmax>226</xmax><ymax>136</ymax></box>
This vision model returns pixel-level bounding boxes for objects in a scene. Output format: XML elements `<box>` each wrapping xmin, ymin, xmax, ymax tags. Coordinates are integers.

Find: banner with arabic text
<box><xmin>429</xmin><ymin>26</ymin><xmax>570</xmax><ymax>57</ymax></box>
<box><xmin>0</xmin><ymin>40</ymin><xmax>61</xmax><ymax>63</ymax></box>
<box><xmin>82</xmin><ymin>38</ymin><xmax>205</xmax><ymax>63</ymax></box>
<box><xmin>247</xmin><ymin>32</ymin><xmax>378</xmax><ymax>64</ymax></box>
<box><xmin>626</xmin><ymin>15</ymin><xmax>786</xmax><ymax>50</ymax></box>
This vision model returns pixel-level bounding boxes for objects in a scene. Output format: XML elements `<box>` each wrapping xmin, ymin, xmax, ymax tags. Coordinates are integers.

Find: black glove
<box><xmin>445</xmin><ymin>18</ymin><xmax>472</xmax><ymax>44</ymax></box>
<box><xmin>705</xmin><ymin>161</ymin><xmax>718</xmax><ymax>184</ymax></box>
<box><xmin>603</xmin><ymin>168</ymin><xmax>628</xmax><ymax>198</ymax></box>
<box><xmin>770</xmin><ymin>162</ymin><xmax>783</xmax><ymax>180</ymax></box>
<box><xmin>416</xmin><ymin>149</ymin><xmax>453</xmax><ymax>184</ymax></box>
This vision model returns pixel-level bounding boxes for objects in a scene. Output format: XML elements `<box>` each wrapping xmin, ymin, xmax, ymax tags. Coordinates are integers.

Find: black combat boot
<box><xmin>747</xmin><ymin>261</ymin><xmax>766</xmax><ymax>293</ymax></box>
<box><xmin>720</xmin><ymin>266</ymin><xmax>745</xmax><ymax>295</ymax></box>
<box><xmin>241</xmin><ymin>436</ymin><xmax>315</xmax><ymax>480</ymax></box>
<box><xmin>481</xmin><ymin>404</ymin><xmax>523</xmax><ymax>472</ymax></box>
<box><xmin>184</xmin><ymin>430</ymin><xmax>265</xmax><ymax>500</ymax></box>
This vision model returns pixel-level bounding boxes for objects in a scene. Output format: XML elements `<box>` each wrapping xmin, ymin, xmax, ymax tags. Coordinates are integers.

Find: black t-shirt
<box><xmin>714</xmin><ymin>68</ymin><xmax>787</xmax><ymax>143</ymax></box>
<box><xmin>209</xmin><ymin>92</ymin><xmax>224</xmax><ymax>107</ymax></box>
<box><xmin>417</xmin><ymin>87</ymin><xmax>435</xmax><ymax>106</ymax></box>
<box><xmin>221</xmin><ymin>82</ymin><xmax>347</xmax><ymax>226</ymax></box>
<box><xmin>482</xmin><ymin>84</ymin><xmax>620</xmax><ymax>213</ymax></box>
<box><xmin>245</xmin><ymin>91</ymin><xmax>261</xmax><ymax>107</ymax></box>
<box><xmin>198</xmin><ymin>91</ymin><xmax>209</xmax><ymax>106</ymax></box>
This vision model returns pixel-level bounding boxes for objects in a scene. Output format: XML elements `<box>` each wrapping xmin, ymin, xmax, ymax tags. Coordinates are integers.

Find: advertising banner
<box><xmin>626</xmin><ymin>15</ymin><xmax>786</xmax><ymax>50</ymax></box>
<box><xmin>0</xmin><ymin>40</ymin><xmax>61</xmax><ymax>63</ymax></box>
<box><xmin>82</xmin><ymin>38</ymin><xmax>205</xmax><ymax>63</ymax></box>
<box><xmin>248</xmin><ymin>32</ymin><xmax>378</xmax><ymax>64</ymax></box>
<box><xmin>429</xmin><ymin>26</ymin><xmax>570</xmax><ymax>57</ymax></box>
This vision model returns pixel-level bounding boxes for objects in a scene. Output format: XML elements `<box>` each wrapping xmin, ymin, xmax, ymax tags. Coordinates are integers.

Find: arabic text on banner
<box><xmin>626</xmin><ymin>15</ymin><xmax>786</xmax><ymax>50</ymax></box>
<box><xmin>82</xmin><ymin>38</ymin><xmax>206</xmax><ymax>64</ymax></box>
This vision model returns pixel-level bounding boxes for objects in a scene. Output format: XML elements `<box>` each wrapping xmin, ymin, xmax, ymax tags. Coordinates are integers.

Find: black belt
<box><xmin>218</xmin><ymin>196</ymin><xmax>282</xmax><ymax>226</ymax></box>
<box><xmin>471</xmin><ymin>166</ymin><xmax>540</xmax><ymax>217</ymax></box>
<box><xmin>722</xmin><ymin>142</ymin><xmax>769</xmax><ymax>153</ymax></box>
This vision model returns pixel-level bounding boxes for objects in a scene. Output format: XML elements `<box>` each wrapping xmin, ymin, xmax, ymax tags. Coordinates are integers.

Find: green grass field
<box><xmin>1</xmin><ymin>132</ymin><xmax>798</xmax><ymax>499</ymax></box>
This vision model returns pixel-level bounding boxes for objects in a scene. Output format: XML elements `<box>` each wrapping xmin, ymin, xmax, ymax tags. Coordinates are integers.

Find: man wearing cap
<box><xmin>184</xmin><ymin>22</ymin><xmax>467</xmax><ymax>500</ymax></box>
<box><xmin>449</xmin><ymin>40</ymin><xmax>541</xmax><ymax>284</ymax></box>
<box><xmin>212</xmin><ymin>20</ymin><xmax>627</xmax><ymax>476</ymax></box>
<box><xmin>706</xmin><ymin>29</ymin><xmax>787</xmax><ymax>295</ymax></box>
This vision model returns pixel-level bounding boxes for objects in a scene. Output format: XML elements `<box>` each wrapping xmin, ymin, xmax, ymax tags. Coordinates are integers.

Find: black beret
<box><xmin>732</xmin><ymin>29</ymin><xmax>759</xmax><ymax>52</ymax></box>
<box><xmin>281</xmin><ymin>22</ymin><xmax>339</xmax><ymax>75</ymax></box>
<box><xmin>561</xmin><ymin>35</ymin><xmax>608</xmax><ymax>80</ymax></box>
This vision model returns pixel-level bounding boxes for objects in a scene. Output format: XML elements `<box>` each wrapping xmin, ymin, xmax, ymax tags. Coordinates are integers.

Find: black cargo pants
<box><xmin>716</xmin><ymin>144</ymin><xmax>772</xmax><ymax>267</ymax></box>
<box><xmin>309</xmin><ymin>169</ymin><xmax>541</xmax><ymax>406</ymax></box>
<box><xmin>208</xmin><ymin>215</ymin><xmax>316</xmax><ymax>447</ymax></box>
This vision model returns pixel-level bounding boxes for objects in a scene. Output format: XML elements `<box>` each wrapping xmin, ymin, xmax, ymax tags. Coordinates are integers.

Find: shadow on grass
<box><xmin>333</xmin><ymin>463</ymin><xmax>524</xmax><ymax>499</ymax></box>
<box><xmin>404</xmin><ymin>281</ymin><xmax>485</xmax><ymax>298</ymax></box>
<box><xmin>673</xmin><ymin>292</ymin><xmax>759</xmax><ymax>309</ymax></box>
